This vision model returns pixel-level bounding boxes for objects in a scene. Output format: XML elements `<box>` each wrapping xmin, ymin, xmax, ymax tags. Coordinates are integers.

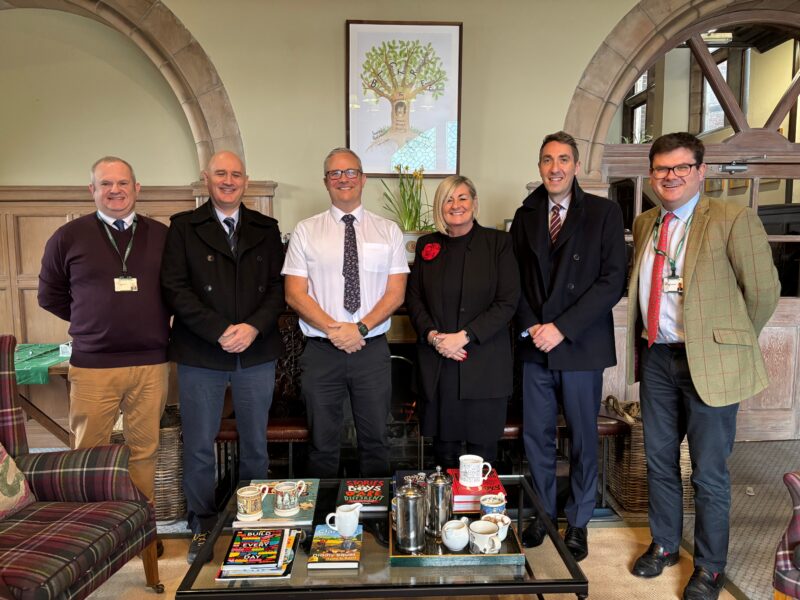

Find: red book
<box><xmin>446</xmin><ymin>468</ymin><xmax>506</xmax><ymax>502</ymax></box>
<box><xmin>336</xmin><ymin>478</ymin><xmax>390</xmax><ymax>512</ymax></box>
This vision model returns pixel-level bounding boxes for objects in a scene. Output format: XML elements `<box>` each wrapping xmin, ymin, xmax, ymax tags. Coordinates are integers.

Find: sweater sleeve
<box><xmin>38</xmin><ymin>229</ymin><xmax>72</xmax><ymax>322</ymax></box>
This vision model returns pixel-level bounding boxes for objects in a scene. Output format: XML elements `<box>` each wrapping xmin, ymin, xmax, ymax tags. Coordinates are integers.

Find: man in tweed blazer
<box><xmin>626</xmin><ymin>132</ymin><xmax>779</xmax><ymax>600</ymax></box>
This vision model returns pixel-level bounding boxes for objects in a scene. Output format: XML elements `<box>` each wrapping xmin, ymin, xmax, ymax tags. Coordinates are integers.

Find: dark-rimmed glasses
<box><xmin>326</xmin><ymin>169</ymin><xmax>362</xmax><ymax>180</ymax></box>
<box><xmin>650</xmin><ymin>163</ymin><xmax>698</xmax><ymax>179</ymax></box>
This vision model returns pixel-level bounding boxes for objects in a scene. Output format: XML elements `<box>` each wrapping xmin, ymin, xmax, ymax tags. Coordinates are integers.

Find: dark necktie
<box><xmin>549</xmin><ymin>204</ymin><xmax>562</xmax><ymax>244</ymax></box>
<box><xmin>113</xmin><ymin>219</ymin><xmax>126</xmax><ymax>232</ymax></box>
<box><xmin>223</xmin><ymin>217</ymin><xmax>237</xmax><ymax>255</ymax></box>
<box><xmin>342</xmin><ymin>214</ymin><xmax>360</xmax><ymax>313</ymax></box>
<box><xmin>647</xmin><ymin>212</ymin><xmax>675</xmax><ymax>347</ymax></box>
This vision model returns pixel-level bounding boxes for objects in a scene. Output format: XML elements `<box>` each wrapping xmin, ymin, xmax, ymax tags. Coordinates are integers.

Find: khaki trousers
<box><xmin>68</xmin><ymin>363</ymin><xmax>169</xmax><ymax>502</ymax></box>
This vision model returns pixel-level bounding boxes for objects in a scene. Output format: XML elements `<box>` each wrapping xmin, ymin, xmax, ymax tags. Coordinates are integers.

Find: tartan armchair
<box><xmin>775</xmin><ymin>471</ymin><xmax>800</xmax><ymax>598</ymax></box>
<box><xmin>0</xmin><ymin>335</ymin><xmax>162</xmax><ymax>599</ymax></box>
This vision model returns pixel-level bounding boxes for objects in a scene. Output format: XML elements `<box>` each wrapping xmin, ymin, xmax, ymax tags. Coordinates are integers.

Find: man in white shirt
<box><xmin>283</xmin><ymin>148</ymin><xmax>408</xmax><ymax>477</ymax></box>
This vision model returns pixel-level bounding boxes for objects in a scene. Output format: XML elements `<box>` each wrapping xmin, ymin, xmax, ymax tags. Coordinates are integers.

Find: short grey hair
<box><xmin>323</xmin><ymin>147</ymin><xmax>363</xmax><ymax>175</ymax></box>
<box><xmin>90</xmin><ymin>156</ymin><xmax>137</xmax><ymax>185</ymax></box>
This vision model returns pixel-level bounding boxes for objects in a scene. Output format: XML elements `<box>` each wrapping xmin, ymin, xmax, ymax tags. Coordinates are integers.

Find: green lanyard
<box><xmin>651</xmin><ymin>212</ymin><xmax>692</xmax><ymax>277</ymax></box>
<box><xmin>99</xmin><ymin>214</ymin><xmax>137</xmax><ymax>275</ymax></box>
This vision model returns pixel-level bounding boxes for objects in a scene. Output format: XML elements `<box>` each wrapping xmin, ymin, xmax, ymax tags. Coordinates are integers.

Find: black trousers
<box><xmin>300</xmin><ymin>336</ymin><xmax>391</xmax><ymax>478</ymax></box>
<box><xmin>640</xmin><ymin>343</ymin><xmax>739</xmax><ymax>573</ymax></box>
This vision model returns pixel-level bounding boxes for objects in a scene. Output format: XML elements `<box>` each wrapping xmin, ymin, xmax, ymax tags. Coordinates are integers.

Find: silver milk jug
<box><xmin>425</xmin><ymin>466</ymin><xmax>452</xmax><ymax>537</ymax></box>
<box><xmin>395</xmin><ymin>483</ymin><xmax>426</xmax><ymax>552</ymax></box>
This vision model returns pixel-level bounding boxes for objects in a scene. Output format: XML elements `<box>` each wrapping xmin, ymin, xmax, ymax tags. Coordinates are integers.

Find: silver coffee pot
<box><xmin>395</xmin><ymin>482</ymin><xmax>426</xmax><ymax>552</ymax></box>
<box><xmin>425</xmin><ymin>466</ymin><xmax>453</xmax><ymax>537</ymax></box>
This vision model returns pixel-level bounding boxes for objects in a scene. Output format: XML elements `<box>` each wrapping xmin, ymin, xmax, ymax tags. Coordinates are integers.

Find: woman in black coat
<box><xmin>406</xmin><ymin>175</ymin><xmax>520</xmax><ymax>469</ymax></box>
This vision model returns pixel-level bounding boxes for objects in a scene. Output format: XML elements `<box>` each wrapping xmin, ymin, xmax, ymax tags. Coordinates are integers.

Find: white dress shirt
<box><xmin>638</xmin><ymin>193</ymin><xmax>700</xmax><ymax>344</ymax></box>
<box><xmin>213</xmin><ymin>206</ymin><xmax>240</xmax><ymax>230</ymax></box>
<box><xmin>282</xmin><ymin>204</ymin><xmax>409</xmax><ymax>338</ymax></box>
<box><xmin>97</xmin><ymin>211</ymin><xmax>135</xmax><ymax>230</ymax></box>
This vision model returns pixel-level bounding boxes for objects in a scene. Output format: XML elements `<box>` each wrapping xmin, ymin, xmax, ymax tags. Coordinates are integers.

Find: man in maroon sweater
<box><xmin>38</xmin><ymin>157</ymin><xmax>170</xmax><ymax>529</ymax></box>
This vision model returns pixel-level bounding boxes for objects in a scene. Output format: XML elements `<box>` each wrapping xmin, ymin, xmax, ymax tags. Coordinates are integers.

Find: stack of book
<box><xmin>215</xmin><ymin>528</ymin><xmax>301</xmax><ymax>582</ymax></box>
<box><xmin>446</xmin><ymin>468</ymin><xmax>506</xmax><ymax>512</ymax></box>
<box><xmin>231</xmin><ymin>479</ymin><xmax>320</xmax><ymax>528</ymax></box>
<box><xmin>336</xmin><ymin>478</ymin><xmax>390</xmax><ymax>512</ymax></box>
<box><xmin>307</xmin><ymin>523</ymin><xmax>363</xmax><ymax>569</ymax></box>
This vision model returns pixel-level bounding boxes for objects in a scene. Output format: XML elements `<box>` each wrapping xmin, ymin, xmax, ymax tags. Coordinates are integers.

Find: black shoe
<box><xmin>632</xmin><ymin>542</ymin><xmax>680</xmax><ymax>578</ymax></box>
<box><xmin>683</xmin><ymin>567</ymin><xmax>725</xmax><ymax>600</ymax></box>
<box><xmin>521</xmin><ymin>518</ymin><xmax>548</xmax><ymax>548</ymax></box>
<box><xmin>187</xmin><ymin>531</ymin><xmax>213</xmax><ymax>565</ymax></box>
<box><xmin>564</xmin><ymin>525</ymin><xmax>588</xmax><ymax>562</ymax></box>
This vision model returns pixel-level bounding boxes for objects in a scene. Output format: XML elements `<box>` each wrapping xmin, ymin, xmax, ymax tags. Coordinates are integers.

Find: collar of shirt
<box><xmin>214</xmin><ymin>206</ymin><xmax>240</xmax><ymax>228</ymax></box>
<box><xmin>548</xmin><ymin>194</ymin><xmax>571</xmax><ymax>214</ymax></box>
<box><xmin>329</xmin><ymin>203</ymin><xmax>365</xmax><ymax>223</ymax></box>
<box><xmin>660</xmin><ymin>191</ymin><xmax>700</xmax><ymax>224</ymax></box>
<box><xmin>97</xmin><ymin>211</ymin><xmax>135</xmax><ymax>229</ymax></box>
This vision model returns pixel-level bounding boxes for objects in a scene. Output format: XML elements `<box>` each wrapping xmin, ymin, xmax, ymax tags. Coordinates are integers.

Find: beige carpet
<box><xmin>87</xmin><ymin>526</ymin><xmax>737</xmax><ymax>599</ymax></box>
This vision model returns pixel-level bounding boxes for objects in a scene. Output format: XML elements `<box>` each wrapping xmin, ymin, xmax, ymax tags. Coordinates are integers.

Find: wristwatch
<box><xmin>357</xmin><ymin>321</ymin><xmax>369</xmax><ymax>338</ymax></box>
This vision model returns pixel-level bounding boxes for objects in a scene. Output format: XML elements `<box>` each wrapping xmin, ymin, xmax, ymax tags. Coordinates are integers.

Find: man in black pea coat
<box><xmin>511</xmin><ymin>131</ymin><xmax>627</xmax><ymax>562</ymax></box>
<box><xmin>161</xmin><ymin>151</ymin><xmax>284</xmax><ymax>563</ymax></box>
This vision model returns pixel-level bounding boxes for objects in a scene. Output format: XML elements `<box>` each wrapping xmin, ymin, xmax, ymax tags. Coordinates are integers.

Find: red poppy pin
<box><xmin>421</xmin><ymin>242</ymin><xmax>441</xmax><ymax>261</ymax></box>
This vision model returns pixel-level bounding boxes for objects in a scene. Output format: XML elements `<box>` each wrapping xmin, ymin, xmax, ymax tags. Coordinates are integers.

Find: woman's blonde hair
<box><xmin>432</xmin><ymin>175</ymin><xmax>478</xmax><ymax>234</ymax></box>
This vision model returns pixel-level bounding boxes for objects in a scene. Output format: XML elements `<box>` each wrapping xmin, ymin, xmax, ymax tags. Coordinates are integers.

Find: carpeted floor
<box><xmin>88</xmin><ymin>526</ymin><xmax>737</xmax><ymax>599</ymax></box>
<box><xmin>682</xmin><ymin>440</ymin><xmax>796</xmax><ymax>600</ymax></box>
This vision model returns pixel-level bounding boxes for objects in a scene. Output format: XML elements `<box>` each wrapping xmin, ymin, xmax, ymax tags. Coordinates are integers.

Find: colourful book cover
<box><xmin>307</xmin><ymin>524</ymin><xmax>363</xmax><ymax>569</ymax></box>
<box><xmin>231</xmin><ymin>479</ymin><xmax>320</xmax><ymax>528</ymax></box>
<box><xmin>446</xmin><ymin>468</ymin><xmax>506</xmax><ymax>501</ymax></box>
<box><xmin>221</xmin><ymin>529</ymin><xmax>286</xmax><ymax>571</ymax></box>
<box><xmin>216</xmin><ymin>530</ymin><xmax>300</xmax><ymax>581</ymax></box>
<box><xmin>336</xmin><ymin>478</ymin><xmax>389</xmax><ymax>512</ymax></box>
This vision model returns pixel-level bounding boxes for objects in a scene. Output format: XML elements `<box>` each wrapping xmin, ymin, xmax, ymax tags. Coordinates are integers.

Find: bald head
<box><xmin>203</xmin><ymin>151</ymin><xmax>248</xmax><ymax>215</ymax></box>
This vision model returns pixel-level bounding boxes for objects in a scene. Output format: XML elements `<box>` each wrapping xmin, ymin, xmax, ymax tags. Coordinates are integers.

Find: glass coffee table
<box><xmin>177</xmin><ymin>475</ymin><xmax>588</xmax><ymax>599</ymax></box>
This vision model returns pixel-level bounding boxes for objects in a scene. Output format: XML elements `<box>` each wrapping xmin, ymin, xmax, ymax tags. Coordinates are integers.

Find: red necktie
<box><xmin>549</xmin><ymin>204</ymin><xmax>562</xmax><ymax>244</ymax></box>
<box><xmin>647</xmin><ymin>212</ymin><xmax>674</xmax><ymax>347</ymax></box>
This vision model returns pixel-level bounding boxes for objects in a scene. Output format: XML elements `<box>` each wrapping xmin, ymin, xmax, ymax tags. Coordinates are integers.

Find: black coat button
<box><xmin>207</xmin><ymin>255</ymin><xmax>215</xmax><ymax>262</ymax></box>
<box><xmin>567</xmin><ymin>283</ymin><xmax>575</xmax><ymax>290</ymax></box>
<box><xmin>573</xmin><ymin>254</ymin><xmax>580</xmax><ymax>261</ymax></box>
<box><xmin>204</xmin><ymin>284</ymin><xmax>212</xmax><ymax>292</ymax></box>
<box><xmin>256</xmin><ymin>255</ymin><xmax>263</xmax><ymax>262</ymax></box>
<box><xmin>258</xmin><ymin>286</ymin><xmax>265</xmax><ymax>292</ymax></box>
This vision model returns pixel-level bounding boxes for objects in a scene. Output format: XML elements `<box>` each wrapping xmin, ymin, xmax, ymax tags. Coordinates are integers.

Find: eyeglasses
<box><xmin>326</xmin><ymin>169</ymin><xmax>362</xmax><ymax>180</ymax></box>
<box><xmin>650</xmin><ymin>163</ymin><xmax>698</xmax><ymax>179</ymax></box>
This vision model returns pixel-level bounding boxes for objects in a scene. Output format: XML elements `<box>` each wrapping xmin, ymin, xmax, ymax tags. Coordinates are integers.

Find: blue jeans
<box><xmin>178</xmin><ymin>360</ymin><xmax>275</xmax><ymax>533</ymax></box>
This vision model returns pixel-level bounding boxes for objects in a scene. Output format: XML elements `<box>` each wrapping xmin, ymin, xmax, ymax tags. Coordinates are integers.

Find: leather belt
<box><xmin>664</xmin><ymin>343</ymin><xmax>686</xmax><ymax>350</ymax></box>
<box><xmin>309</xmin><ymin>334</ymin><xmax>386</xmax><ymax>346</ymax></box>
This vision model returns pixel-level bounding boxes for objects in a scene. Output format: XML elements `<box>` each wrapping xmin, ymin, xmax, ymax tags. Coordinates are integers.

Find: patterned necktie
<box><xmin>647</xmin><ymin>212</ymin><xmax>675</xmax><ymax>347</ymax></box>
<box><xmin>342</xmin><ymin>214</ymin><xmax>360</xmax><ymax>313</ymax></box>
<box><xmin>549</xmin><ymin>204</ymin><xmax>562</xmax><ymax>244</ymax></box>
<box><xmin>113</xmin><ymin>219</ymin><xmax>126</xmax><ymax>232</ymax></box>
<box><xmin>223</xmin><ymin>217</ymin><xmax>237</xmax><ymax>255</ymax></box>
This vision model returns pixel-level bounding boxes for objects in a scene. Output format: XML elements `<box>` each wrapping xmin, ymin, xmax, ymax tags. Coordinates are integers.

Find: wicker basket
<box><xmin>605</xmin><ymin>400</ymin><xmax>695</xmax><ymax>514</ymax></box>
<box><xmin>111</xmin><ymin>404</ymin><xmax>186</xmax><ymax>521</ymax></box>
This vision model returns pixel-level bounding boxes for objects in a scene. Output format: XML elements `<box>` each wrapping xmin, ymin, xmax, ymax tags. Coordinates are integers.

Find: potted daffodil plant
<box><xmin>381</xmin><ymin>165</ymin><xmax>434</xmax><ymax>262</ymax></box>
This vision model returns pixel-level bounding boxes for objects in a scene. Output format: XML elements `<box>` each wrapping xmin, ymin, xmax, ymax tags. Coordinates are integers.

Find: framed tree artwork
<box><xmin>346</xmin><ymin>21</ymin><xmax>462</xmax><ymax>176</ymax></box>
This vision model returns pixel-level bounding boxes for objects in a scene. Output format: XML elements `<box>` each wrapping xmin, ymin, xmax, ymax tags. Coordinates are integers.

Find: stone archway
<box><xmin>0</xmin><ymin>0</ymin><xmax>243</xmax><ymax>170</ymax></box>
<box><xmin>564</xmin><ymin>0</ymin><xmax>800</xmax><ymax>182</ymax></box>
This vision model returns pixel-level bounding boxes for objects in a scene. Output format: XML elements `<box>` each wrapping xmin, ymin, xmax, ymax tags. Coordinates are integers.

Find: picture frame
<box><xmin>346</xmin><ymin>21</ymin><xmax>462</xmax><ymax>176</ymax></box>
<box><xmin>704</xmin><ymin>178</ymin><xmax>724</xmax><ymax>193</ymax></box>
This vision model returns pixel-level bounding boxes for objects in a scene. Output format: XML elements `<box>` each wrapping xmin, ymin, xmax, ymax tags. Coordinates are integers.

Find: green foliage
<box><xmin>361</xmin><ymin>39</ymin><xmax>447</xmax><ymax>102</ymax></box>
<box><xmin>381</xmin><ymin>165</ymin><xmax>434</xmax><ymax>232</ymax></box>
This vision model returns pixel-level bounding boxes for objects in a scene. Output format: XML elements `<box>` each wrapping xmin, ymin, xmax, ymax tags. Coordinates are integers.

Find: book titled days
<box><xmin>336</xmin><ymin>478</ymin><xmax>389</xmax><ymax>512</ymax></box>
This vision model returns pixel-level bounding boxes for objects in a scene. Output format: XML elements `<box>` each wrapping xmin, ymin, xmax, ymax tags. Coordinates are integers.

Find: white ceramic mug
<box><xmin>326</xmin><ymin>503</ymin><xmax>363</xmax><ymax>537</ymax></box>
<box><xmin>273</xmin><ymin>480</ymin><xmax>307</xmax><ymax>517</ymax></box>
<box><xmin>468</xmin><ymin>519</ymin><xmax>501</xmax><ymax>554</ymax></box>
<box><xmin>459</xmin><ymin>454</ymin><xmax>492</xmax><ymax>488</ymax></box>
<box><xmin>441</xmin><ymin>516</ymin><xmax>470</xmax><ymax>552</ymax></box>
<box><xmin>481</xmin><ymin>513</ymin><xmax>511</xmax><ymax>542</ymax></box>
<box><xmin>236</xmin><ymin>484</ymin><xmax>267</xmax><ymax>520</ymax></box>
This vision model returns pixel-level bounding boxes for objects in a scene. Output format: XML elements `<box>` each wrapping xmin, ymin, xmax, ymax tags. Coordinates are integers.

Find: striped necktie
<box><xmin>549</xmin><ymin>204</ymin><xmax>562</xmax><ymax>244</ymax></box>
<box><xmin>223</xmin><ymin>217</ymin><xmax>237</xmax><ymax>255</ymax></box>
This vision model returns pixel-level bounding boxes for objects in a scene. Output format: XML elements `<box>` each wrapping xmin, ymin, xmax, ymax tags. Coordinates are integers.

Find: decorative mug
<box><xmin>236</xmin><ymin>484</ymin><xmax>267</xmax><ymax>520</ymax></box>
<box><xmin>479</xmin><ymin>492</ymin><xmax>506</xmax><ymax>515</ymax></box>
<box><xmin>468</xmin><ymin>520</ymin><xmax>501</xmax><ymax>554</ymax></box>
<box><xmin>441</xmin><ymin>516</ymin><xmax>470</xmax><ymax>552</ymax></box>
<box><xmin>273</xmin><ymin>480</ymin><xmax>307</xmax><ymax>517</ymax></box>
<box><xmin>459</xmin><ymin>454</ymin><xmax>492</xmax><ymax>488</ymax></box>
<box><xmin>326</xmin><ymin>503</ymin><xmax>363</xmax><ymax>538</ymax></box>
<box><xmin>481</xmin><ymin>513</ymin><xmax>511</xmax><ymax>542</ymax></box>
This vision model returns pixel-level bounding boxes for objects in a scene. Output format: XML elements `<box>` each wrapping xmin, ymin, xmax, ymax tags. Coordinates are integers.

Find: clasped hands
<box><xmin>528</xmin><ymin>323</ymin><xmax>564</xmax><ymax>353</ymax></box>
<box><xmin>327</xmin><ymin>322</ymin><xmax>365</xmax><ymax>354</ymax></box>
<box><xmin>428</xmin><ymin>330</ymin><xmax>468</xmax><ymax>362</ymax></box>
<box><xmin>219</xmin><ymin>323</ymin><xmax>258</xmax><ymax>353</ymax></box>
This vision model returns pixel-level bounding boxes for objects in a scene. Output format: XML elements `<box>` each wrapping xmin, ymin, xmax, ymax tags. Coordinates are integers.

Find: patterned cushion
<box><xmin>0</xmin><ymin>441</ymin><xmax>34</xmax><ymax>519</ymax></box>
<box><xmin>0</xmin><ymin>500</ymin><xmax>152</xmax><ymax>600</ymax></box>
